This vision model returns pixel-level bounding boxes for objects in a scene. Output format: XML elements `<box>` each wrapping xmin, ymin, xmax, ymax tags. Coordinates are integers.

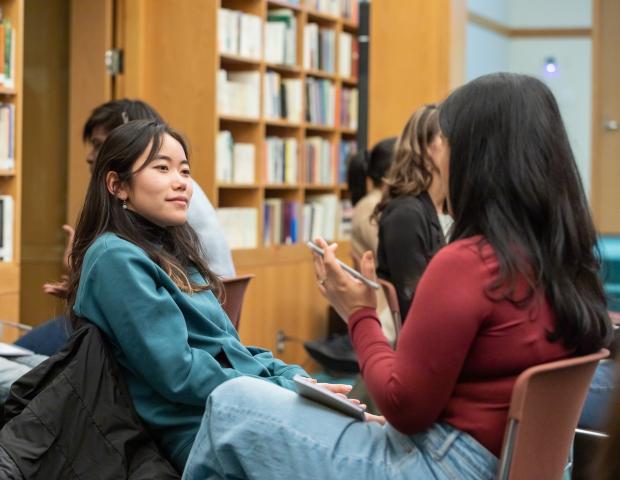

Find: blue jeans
<box><xmin>578</xmin><ymin>359</ymin><xmax>616</xmax><ymax>430</ymax></box>
<box><xmin>0</xmin><ymin>355</ymin><xmax>48</xmax><ymax>403</ymax></box>
<box><xmin>183</xmin><ymin>377</ymin><xmax>498</xmax><ymax>480</ymax></box>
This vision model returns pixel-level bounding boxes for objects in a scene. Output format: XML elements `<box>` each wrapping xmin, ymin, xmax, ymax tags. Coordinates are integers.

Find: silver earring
<box><xmin>122</xmin><ymin>200</ymin><xmax>128</xmax><ymax>210</ymax></box>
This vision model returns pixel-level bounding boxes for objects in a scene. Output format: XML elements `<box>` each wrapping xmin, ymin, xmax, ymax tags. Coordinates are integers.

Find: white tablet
<box><xmin>293</xmin><ymin>375</ymin><xmax>366</xmax><ymax>421</ymax></box>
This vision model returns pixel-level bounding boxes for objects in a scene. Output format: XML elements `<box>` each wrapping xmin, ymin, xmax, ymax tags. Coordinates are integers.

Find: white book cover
<box><xmin>216</xmin><ymin>208</ymin><xmax>258</xmax><ymax>249</ymax></box>
<box><xmin>239</xmin><ymin>14</ymin><xmax>262</xmax><ymax>60</ymax></box>
<box><xmin>0</xmin><ymin>195</ymin><xmax>14</xmax><ymax>261</ymax></box>
<box><xmin>216</xmin><ymin>130</ymin><xmax>233</xmax><ymax>182</ymax></box>
<box><xmin>265</xmin><ymin>22</ymin><xmax>286</xmax><ymax>64</ymax></box>
<box><xmin>228</xmin><ymin>71</ymin><xmax>260</xmax><ymax>117</ymax></box>
<box><xmin>282</xmin><ymin>79</ymin><xmax>302</xmax><ymax>122</ymax></box>
<box><xmin>233</xmin><ymin>143</ymin><xmax>255</xmax><ymax>183</ymax></box>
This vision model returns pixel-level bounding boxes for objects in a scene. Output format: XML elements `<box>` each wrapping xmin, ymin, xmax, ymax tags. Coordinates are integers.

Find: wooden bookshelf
<box><xmin>86</xmin><ymin>0</ymin><xmax>361</xmax><ymax>366</ymax></box>
<box><xmin>0</xmin><ymin>0</ymin><xmax>23</xmax><ymax>341</ymax></box>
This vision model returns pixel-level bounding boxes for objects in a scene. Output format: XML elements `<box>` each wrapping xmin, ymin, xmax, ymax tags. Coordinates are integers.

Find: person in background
<box><xmin>182</xmin><ymin>73</ymin><xmax>612</xmax><ymax>480</ymax></box>
<box><xmin>372</xmin><ymin>105</ymin><xmax>450</xmax><ymax>319</ymax></box>
<box><xmin>348</xmin><ymin>138</ymin><xmax>396</xmax><ymax>260</ymax></box>
<box><xmin>15</xmin><ymin>99</ymin><xmax>235</xmax><ymax>357</ymax></box>
<box><xmin>304</xmin><ymin>139</ymin><xmax>397</xmax><ymax>374</ymax></box>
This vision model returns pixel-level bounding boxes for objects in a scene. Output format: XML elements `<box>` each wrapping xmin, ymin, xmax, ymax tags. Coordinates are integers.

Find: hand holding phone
<box><xmin>293</xmin><ymin>375</ymin><xmax>366</xmax><ymax>420</ymax></box>
<box><xmin>307</xmin><ymin>241</ymin><xmax>380</xmax><ymax>290</ymax></box>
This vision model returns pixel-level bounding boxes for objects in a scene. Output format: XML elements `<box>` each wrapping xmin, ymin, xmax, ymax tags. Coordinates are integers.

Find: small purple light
<box><xmin>544</xmin><ymin>57</ymin><xmax>558</xmax><ymax>75</ymax></box>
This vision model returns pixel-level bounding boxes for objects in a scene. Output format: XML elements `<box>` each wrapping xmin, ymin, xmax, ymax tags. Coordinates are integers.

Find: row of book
<box><xmin>263</xmin><ymin>73</ymin><xmax>303</xmax><ymax>122</ymax></box>
<box><xmin>266</xmin><ymin>194</ymin><xmax>351</xmax><ymax>245</ymax></box>
<box><xmin>217</xmin><ymin>70</ymin><xmax>260</xmax><ymax>118</ymax></box>
<box><xmin>305</xmin><ymin>77</ymin><xmax>335</xmax><ymax>126</ymax></box>
<box><xmin>340</xmin><ymin>87</ymin><xmax>358</xmax><ymax>130</ymax></box>
<box><xmin>0</xmin><ymin>195</ymin><xmax>13</xmax><ymax>262</ymax></box>
<box><xmin>339</xmin><ymin>139</ymin><xmax>357</xmax><ymax>183</ymax></box>
<box><xmin>265</xmin><ymin>137</ymin><xmax>298</xmax><ymax>184</ymax></box>
<box><xmin>338</xmin><ymin>32</ymin><xmax>359</xmax><ymax>79</ymax></box>
<box><xmin>218</xmin><ymin>9</ymin><xmax>262</xmax><ymax>60</ymax></box>
<box><xmin>303</xmin><ymin>23</ymin><xmax>335</xmax><ymax>73</ymax></box>
<box><xmin>265</xmin><ymin>9</ymin><xmax>296</xmax><ymax>66</ymax></box>
<box><xmin>219</xmin><ymin>70</ymin><xmax>358</xmax><ymax>131</ymax></box>
<box><xmin>216</xmin><ymin>131</ymin><xmax>256</xmax><ymax>184</ymax></box>
<box><xmin>306</xmin><ymin>0</ymin><xmax>359</xmax><ymax>21</ymax></box>
<box><xmin>0</xmin><ymin>18</ymin><xmax>15</xmax><ymax>88</ymax></box>
<box><xmin>305</xmin><ymin>136</ymin><xmax>336</xmax><ymax>184</ymax></box>
<box><xmin>216</xmin><ymin>195</ymin><xmax>351</xmax><ymax>249</ymax></box>
<box><xmin>0</xmin><ymin>103</ymin><xmax>15</xmax><ymax>170</ymax></box>
<box><xmin>216</xmin><ymin>134</ymin><xmax>354</xmax><ymax>186</ymax></box>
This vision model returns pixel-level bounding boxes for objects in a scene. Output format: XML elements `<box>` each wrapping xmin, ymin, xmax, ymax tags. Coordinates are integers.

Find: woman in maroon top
<box><xmin>183</xmin><ymin>73</ymin><xmax>612</xmax><ymax>480</ymax></box>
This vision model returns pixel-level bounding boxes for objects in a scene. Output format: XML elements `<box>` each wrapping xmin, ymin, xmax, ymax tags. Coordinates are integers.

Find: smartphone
<box><xmin>293</xmin><ymin>375</ymin><xmax>366</xmax><ymax>421</ymax></box>
<box><xmin>307</xmin><ymin>241</ymin><xmax>380</xmax><ymax>290</ymax></box>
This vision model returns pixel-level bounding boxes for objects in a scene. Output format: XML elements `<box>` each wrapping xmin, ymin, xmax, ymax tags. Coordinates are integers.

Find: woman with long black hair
<box><xmin>65</xmin><ymin>120</ymin><xmax>355</xmax><ymax>473</ymax></box>
<box><xmin>184</xmin><ymin>73</ymin><xmax>612</xmax><ymax>480</ymax></box>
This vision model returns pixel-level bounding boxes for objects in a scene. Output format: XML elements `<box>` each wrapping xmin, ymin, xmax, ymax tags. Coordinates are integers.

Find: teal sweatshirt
<box><xmin>73</xmin><ymin>233</ymin><xmax>308</xmax><ymax>470</ymax></box>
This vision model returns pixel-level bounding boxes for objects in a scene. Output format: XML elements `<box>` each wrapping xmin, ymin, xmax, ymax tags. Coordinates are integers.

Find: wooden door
<box><xmin>67</xmin><ymin>0</ymin><xmax>114</xmax><ymax>224</ymax></box>
<box><xmin>592</xmin><ymin>0</ymin><xmax>620</xmax><ymax>233</ymax></box>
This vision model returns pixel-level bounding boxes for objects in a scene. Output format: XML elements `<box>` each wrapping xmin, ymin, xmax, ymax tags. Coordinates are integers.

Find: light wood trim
<box><xmin>20</xmin><ymin>0</ymin><xmax>69</xmax><ymax>326</ymax></box>
<box><xmin>510</xmin><ymin>28</ymin><xmax>591</xmax><ymax>37</ymax></box>
<box><xmin>468</xmin><ymin>11</ymin><xmax>591</xmax><ymax>38</ymax></box>
<box><xmin>467</xmin><ymin>11</ymin><xmax>510</xmax><ymax>36</ymax></box>
<box><xmin>450</xmin><ymin>0</ymin><xmax>467</xmax><ymax>89</ymax></box>
<box><xmin>591</xmin><ymin>0</ymin><xmax>601</xmax><ymax>222</ymax></box>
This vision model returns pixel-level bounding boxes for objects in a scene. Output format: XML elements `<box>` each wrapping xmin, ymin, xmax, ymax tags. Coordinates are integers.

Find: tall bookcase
<box><xmin>0</xmin><ymin>0</ymin><xmax>22</xmax><ymax>340</ymax></box>
<box><xmin>107</xmin><ymin>0</ymin><xmax>359</xmax><ymax>364</ymax></box>
<box><xmin>214</xmin><ymin>0</ymin><xmax>358</xmax><ymax>249</ymax></box>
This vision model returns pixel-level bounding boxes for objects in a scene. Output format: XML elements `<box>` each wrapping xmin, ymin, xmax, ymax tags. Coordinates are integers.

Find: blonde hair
<box><xmin>372</xmin><ymin>105</ymin><xmax>440</xmax><ymax>223</ymax></box>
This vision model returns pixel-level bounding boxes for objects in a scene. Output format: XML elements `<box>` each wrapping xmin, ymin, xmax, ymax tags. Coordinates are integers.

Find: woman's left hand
<box><xmin>319</xmin><ymin>382</ymin><xmax>367</xmax><ymax>409</ymax></box>
<box><xmin>312</xmin><ymin>237</ymin><xmax>377</xmax><ymax>322</ymax></box>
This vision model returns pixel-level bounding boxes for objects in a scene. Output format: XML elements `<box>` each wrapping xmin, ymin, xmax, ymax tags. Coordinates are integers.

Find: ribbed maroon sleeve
<box><xmin>348</xmin><ymin>237</ymin><xmax>569</xmax><ymax>456</ymax></box>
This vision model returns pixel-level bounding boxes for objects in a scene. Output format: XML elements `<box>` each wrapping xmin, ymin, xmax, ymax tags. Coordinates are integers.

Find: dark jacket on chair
<box><xmin>0</xmin><ymin>322</ymin><xmax>180</xmax><ymax>479</ymax></box>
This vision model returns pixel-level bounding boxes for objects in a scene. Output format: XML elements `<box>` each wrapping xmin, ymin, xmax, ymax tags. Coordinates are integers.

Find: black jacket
<box><xmin>376</xmin><ymin>192</ymin><xmax>445</xmax><ymax>318</ymax></box>
<box><xmin>0</xmin><ymin>322</ymin><xmax>180</xmax><ymax>479</ymax></box>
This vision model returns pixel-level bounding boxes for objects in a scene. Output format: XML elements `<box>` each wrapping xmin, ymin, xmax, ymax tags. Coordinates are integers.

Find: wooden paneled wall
<box><xmin>368</xmin><ymin>0</ymin><xmax>464</xmax><ymax>146</ymax></box>
<box><xmin>19</xmin><ymin>0</ymin><xmax>69</xmax><ymax>326</ymax></box>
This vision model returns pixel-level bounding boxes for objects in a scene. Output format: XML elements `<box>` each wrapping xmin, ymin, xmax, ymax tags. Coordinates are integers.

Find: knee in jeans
<box><xmin>210</xmin><ymin>376</ymin><xmax>271</xmax><ymax>408</ymax></box>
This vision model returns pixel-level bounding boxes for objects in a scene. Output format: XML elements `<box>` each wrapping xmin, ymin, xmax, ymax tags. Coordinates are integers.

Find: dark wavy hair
<box><xmin>439</xmin><ymin>72</ymin><xmax>611</xmax><ymax>355</ymax></box>
<box><xmin>83</xmin><ymin>99</ymin><xmax>164</xmax><ymax>141</ymax></box>
<box><xmin>347</xmin><ymin>138</ymin><xmax>396</xmax><ymax>205</ymax></box>
<box><xmin>67</xmin><ymin>120</ymin><xmax>222</xmax><ymax>325</ymax></box>
<box><xmin>372</xmin><ymin>105</ymin><xmax>440</xmax><ymax>223</ymax></box>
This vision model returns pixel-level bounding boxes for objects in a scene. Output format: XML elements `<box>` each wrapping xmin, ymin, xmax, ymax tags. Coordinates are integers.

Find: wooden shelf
<box><xmin>267</xmin><ymin>0</ymin><xmax>303</xmax><ymax>12</ymax></box>
<box><xmin>340</xmin><ymin>127</ymin><xmax>357</xmax><ymax>135</ymax></box>
<box><xmin>306</xmin><ymin>9</ymin><xmax>339</xmax><ymax>24</ymax></box>
<box><xmin>265</xmin><ymin>62</ymin><xmax>302</xmax><ymax>75</ymax></box>
<box><xmin>0</xmin><ymin>170</ymin><xmax>16</xmax><ymax>177</ymax></box>
<box><xmin>340</xmin><ymin>76</ymin><xmax>358</xmax><ymax>86</ymax></box>
<box><xmin>304</xmin><ymin>183</ymin><xmax>340</xmax><ymax>190</ymax></box>
<box><xmin>219</xmin><ymin>114</ymin><xmax>261</xmax><ymax>124</ymax></box>
<box><xmin>304</xmin><ymin>123</ymin><xmax>336</xmax><ymax>132</ymax></box>
<box><xmin>0</xmin><ymin>85</ymin><xmax>16</xmax><ymax>96</ymax></box>
<box><xmin>265</xmin><ymin>118</ymin><xmax>302</xmax><ymax>128</ymax></box>
<box><xmin>264</xmin><ymin>183</ymin><xmax>299</xmax><ymax>190</ymax></box>
<box><xmin>220</xmin><ymin>53</ymin><xmax>261</xmax><ymax>68</ymax></box>
<box><xmin>218</xmin><ymin>183</ymin><xmax>260</xmax><ymax>189</ymax></box>
<box><xmin>341</xmin><ymin>19</ymin><xmax>359</xmax><ymax>31</ymax></box>
<box><xmin>305</xmin><ymin>69</ymin><xmax>337</xmax><ymax>80</ymax></box>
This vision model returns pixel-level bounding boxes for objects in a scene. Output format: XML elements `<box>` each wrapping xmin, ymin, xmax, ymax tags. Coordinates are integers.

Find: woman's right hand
<box><xmin>312</xmin><ymin>237</ymin><xmax>377</xmax><ymax>322</ymax></box>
